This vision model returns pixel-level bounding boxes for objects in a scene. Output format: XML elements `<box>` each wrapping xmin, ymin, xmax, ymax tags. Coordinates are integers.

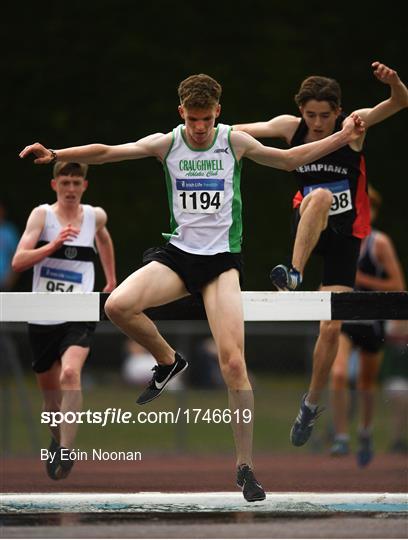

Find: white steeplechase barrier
<box><xmin>1</xmin><ymin>291</ymin><xmax>407</xmax><ymax>322</ymax></box>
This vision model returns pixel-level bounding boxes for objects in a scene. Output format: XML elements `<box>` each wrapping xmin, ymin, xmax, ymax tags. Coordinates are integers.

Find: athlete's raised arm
<box><xmin>19</xmin><ymin>133</ymin><xmax>173</xmax><ymax>166</ymax></box>
<box><xmin>231</xmin><ymin>113</ymin><xmax>365</xmax><ymax>171</ymax></box>
<box><xmin>233</xmin><ymin>115</ymin><xmax>300</xmax><ymax>144</ymax></box>
<box><xmin>353</xmin><ymin>61</ymin><xmax>408</xmax><ymax>129</ymax></box>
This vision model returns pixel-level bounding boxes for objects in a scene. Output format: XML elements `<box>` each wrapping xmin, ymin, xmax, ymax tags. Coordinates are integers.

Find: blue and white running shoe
<box><xmin>270</xmin><ymin>264</ymin><xmax>302</xmax><ymax>291</ymax></box>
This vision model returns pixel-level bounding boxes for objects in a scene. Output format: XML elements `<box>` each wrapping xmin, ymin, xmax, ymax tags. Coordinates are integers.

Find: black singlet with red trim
<box><xmin>290</xmin><ymin>114</ymin><xmax>370</xmax><ymax>239</ymax></box>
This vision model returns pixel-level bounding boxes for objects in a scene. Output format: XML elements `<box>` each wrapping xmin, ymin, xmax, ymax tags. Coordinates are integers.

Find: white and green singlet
<box><xmin>162</xmin><ymin>123</ymin><xmax>243</xmax><ymax>255</ymax></box>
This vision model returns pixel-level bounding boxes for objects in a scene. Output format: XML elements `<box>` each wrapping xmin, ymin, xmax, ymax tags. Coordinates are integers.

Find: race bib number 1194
<box><xmin>176</xmin><ymin>178</ymin><xmax>224</xmax><ymax>214</ymax></box>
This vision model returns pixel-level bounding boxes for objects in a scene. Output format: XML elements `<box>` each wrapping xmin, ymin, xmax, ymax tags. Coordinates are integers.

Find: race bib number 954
<box><xmin>38</xmin><ymin>266</ymin><xmax>83</xmax><ymax>292</ymax></box>
<box><xmin>303</xmin><ymin>179</ymin><xmax>352</xmax><ymax>216</ymax></box>
<box><xmin>176</xmin><ymin>178</ymin><xmax>224</xmax><ymax>214</ymax></box>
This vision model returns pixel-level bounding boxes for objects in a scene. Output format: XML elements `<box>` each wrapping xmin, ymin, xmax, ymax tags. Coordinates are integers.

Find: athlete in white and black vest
<box><xmin>12</xmin><ymin>161</ymin><xmax>116</xmax><ymax>480</ymax></box>
<box><xmin>234</xmin><ymin>61</ymin><xmax>408</xmax><ymax>449</ymax></box>
<box><xmin>20</xmin><ymin>73</ymin><xmax>364</xmax><ymax>501</ymax></box>
<box><xmin>330</xmin><ymin>186</ymin><xmax>406</xmax><ymax>466</ymax></box>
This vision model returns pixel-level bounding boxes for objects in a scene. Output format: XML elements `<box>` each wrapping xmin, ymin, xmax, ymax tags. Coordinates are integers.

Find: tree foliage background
<box><xmin>4</xmin><ymin>1</ymin><xmax>407</xmax><ymax>290</ymax></box>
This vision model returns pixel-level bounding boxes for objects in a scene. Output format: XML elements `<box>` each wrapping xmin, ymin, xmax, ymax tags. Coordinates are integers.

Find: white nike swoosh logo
<box><xmin>243</xmin><ymin>479</ymin><xmax>262</xmax><ymax>489</ymax></box>
<box><xmin>154</xmin><ymin>362</ymin><xmax>180</xmax><ymax>390</ymax></box>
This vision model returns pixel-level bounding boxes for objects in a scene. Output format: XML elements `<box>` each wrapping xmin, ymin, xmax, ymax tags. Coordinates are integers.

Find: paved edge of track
<box><xmin>2</xmin><ymin>492</ymin><xmax>407</xmax><ymax>514</ymax></box>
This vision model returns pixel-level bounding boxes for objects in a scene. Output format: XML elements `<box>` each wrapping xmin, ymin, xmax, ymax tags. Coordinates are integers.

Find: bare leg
<box><xmin>202</xmin><ymin>269</ymin><xmax>253</xmax><ymax>467</ymax></box>
<box><xmin>358</xmin><ymin>350</ymin><xmax>383</xmax><ymax>432</ymax></box>
<box><xmin>330</xmin><ymin>334</ymin><xmax>354</xmax><ymax>436</ymax></box>
<box><xmin>36</xmin><ymin>346</ymin><xmax>89</xmax><ymax>449</ymax></box>
<box><xmin>307</xmin><ymin>285</ymin><xmax>353</xmax><ymax>405</ymax></box>
<box><xmin>308</xmin><ymin>320</ymin><xmax>342</xmax><ymax>404</ymax></box>
<box><xmin>105</xmin><ymin>262</ymin><xmax>189</xmax><ymax>365</ymax></box>
<box><xmin>36</xmin><ymin>363</ymin><xmax>62</xmax><ymax>443</ymax></box>
<box><xmin>292</xmin><ymin>188</ymin><xmax>332</xmax><ymax>274</ymax></box>
<box><xmin>58</xmin><ymin>345</ymin><xmax>89</xmax><ymax>449</ymax></box>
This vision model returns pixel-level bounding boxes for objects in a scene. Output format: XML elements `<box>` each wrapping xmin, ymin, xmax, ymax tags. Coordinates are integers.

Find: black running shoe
<box><xmin>270</xmin><ymin>264</ymin><xmax>302</xmax><ymax>291</ymax></box>
<box><xmin>46</xmin><ymin>437</ymin><xmax>60</xmax><ymax>479</ymax></box>
<box><xmin>136</xmin><ymin>352</ymin><xmax>188</xmax><ymax>405</ymax></box>
<box><xmin>236</xmin><ymin>464</ymin><xmax>266</xmax><ymax>502</ymax></box>
<box><xmin>356</xmin><ymin>434</ymin><xmax>374</xmax><ymax>468</ymax></box>
<box><xmin>290</xmin><ymin>394</ymin><xmax>323</xmax><ymax>447</ymax></box>
<box><xmin>48</xmin><ymin>445</ymin><xmax>75</xmax><ymax>480</ymax></box>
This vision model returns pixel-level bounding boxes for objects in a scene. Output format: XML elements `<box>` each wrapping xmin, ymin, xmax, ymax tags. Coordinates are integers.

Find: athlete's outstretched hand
<box><xmin>372</xmin><ymin>62</ymin><xmax>400</xmax><ymax>86</ymax></box>
<box><xmin>342</xmin><ymin>112</ymin><xmax>365</xmax><ymax>141</ymax></box>
<box><xmin>19</xmin><ymin>142</ymin><xmax>54</xmax><ymax>164</ymax></box>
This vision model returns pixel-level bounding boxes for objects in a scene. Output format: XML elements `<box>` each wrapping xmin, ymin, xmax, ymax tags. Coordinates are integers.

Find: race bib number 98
<box><xmin>176</xmin><ymin>178</ymin><xmax>224</xmax><ymax>214</ymax></box>
<box><xmin>303</xmin><ymin>179</ymin><xmax>352</xmax><ymax>216</ymax></box>
<box><xmin>38</xmin><ymin>266</ymin><xmax>83</xmax><ymax>293</ymax></box>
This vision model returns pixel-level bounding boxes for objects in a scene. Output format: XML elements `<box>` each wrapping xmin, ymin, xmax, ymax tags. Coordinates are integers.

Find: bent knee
<box><xmin>60</xmin><ymin>366</ymin><xmax>81</xmax><ymax>388</ymax></box>
<box><xmin>105</xmin><ymin>292</ymin><xmax>140</xmax><ymax>322</ymax></box>
<box><xmin>219</xmin><ymin>353</ymin><xmax>247</xmax><ymax>379</ymax></box>
<box><xmin>311</xmin><ymin>188</ymin><xmax>333</xmax><ymax>209</ymax></box>
<box><xmin>320</xmin><ymin>320</ymin><xmax>342</xmax><ymax>342</ymax></box>
<box><xmin>104</xmin><ymin>294</ymin><xmax>123</xmax><ymax>321</ymax></box>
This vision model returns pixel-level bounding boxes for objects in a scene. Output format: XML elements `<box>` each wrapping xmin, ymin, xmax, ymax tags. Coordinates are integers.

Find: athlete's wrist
<box><xmin>328</xmin><ymin>131</ymin><xmax>346</xmax><ymax>149</ymax></box>
<box><xmin>48</xmin><ymin>239</ymin><xmax>62</xmax><ymax>253</ymax></box>
<box><xmin>48</xmin><ymin>149</ymin><xmax>58</xmax><ymax>164</ymax></box>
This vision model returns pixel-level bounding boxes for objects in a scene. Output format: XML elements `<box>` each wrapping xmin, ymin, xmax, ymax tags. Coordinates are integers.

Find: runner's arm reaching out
<box><xmin>231</xmin><ymin>113</ymin><xmax>365</xmax><ymax>171</ymax></box>
<box><xmin>19</xmin><ymin>133</ymin><xmax>173</xmax><ymax>165</ymax></box>
<box><xmin>233</xmin><ymin>115</ymin><xmax>299</xmax><ymax>144</ymax></box>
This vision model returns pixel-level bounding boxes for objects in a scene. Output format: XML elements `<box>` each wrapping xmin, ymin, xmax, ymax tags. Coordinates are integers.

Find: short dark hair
<box><xmin>295</xmin><ymin>76</ymin><xmax>341</xmax><ymax>110</ymax></box>
<box><xmin>53</xmin><ymin>162</ymin><xmax>88</xmax><ymax>178</ymax></box>
<box><xmin>178</xmin><ymin>74</ymin><xmax>222</xmax><ymax>109</ymax></box>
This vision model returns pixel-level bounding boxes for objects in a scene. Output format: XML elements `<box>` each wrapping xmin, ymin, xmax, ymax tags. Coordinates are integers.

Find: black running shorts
<box><xmin>28</xmin><ymin>322</ymin><xmax>96</xmax><ymax>373</ymax></box>
<box><xmin>341</xmin><ymin>321</ymin><xmax>385</xmax><ymax>354</ymax></box>
<box><xmin>142</xmin><ymin>243</ymin><xmax>244</xmax><ymax>296</ymax></box>
<box><xmin>293</xmin><ymin>209</ymin><xmax>361</xmax><ymax>287</ymax></box>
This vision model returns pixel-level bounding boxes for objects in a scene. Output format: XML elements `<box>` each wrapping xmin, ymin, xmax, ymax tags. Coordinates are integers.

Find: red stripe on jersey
<box><xmin>352</xmin><ymin>155</ymin><xmax>371</xmax><ymax>239</ymax></box>
<box><xmin>293</xmin><ymin>190</ymin><xmax>303</xmax><ymax>208</ymax></box>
